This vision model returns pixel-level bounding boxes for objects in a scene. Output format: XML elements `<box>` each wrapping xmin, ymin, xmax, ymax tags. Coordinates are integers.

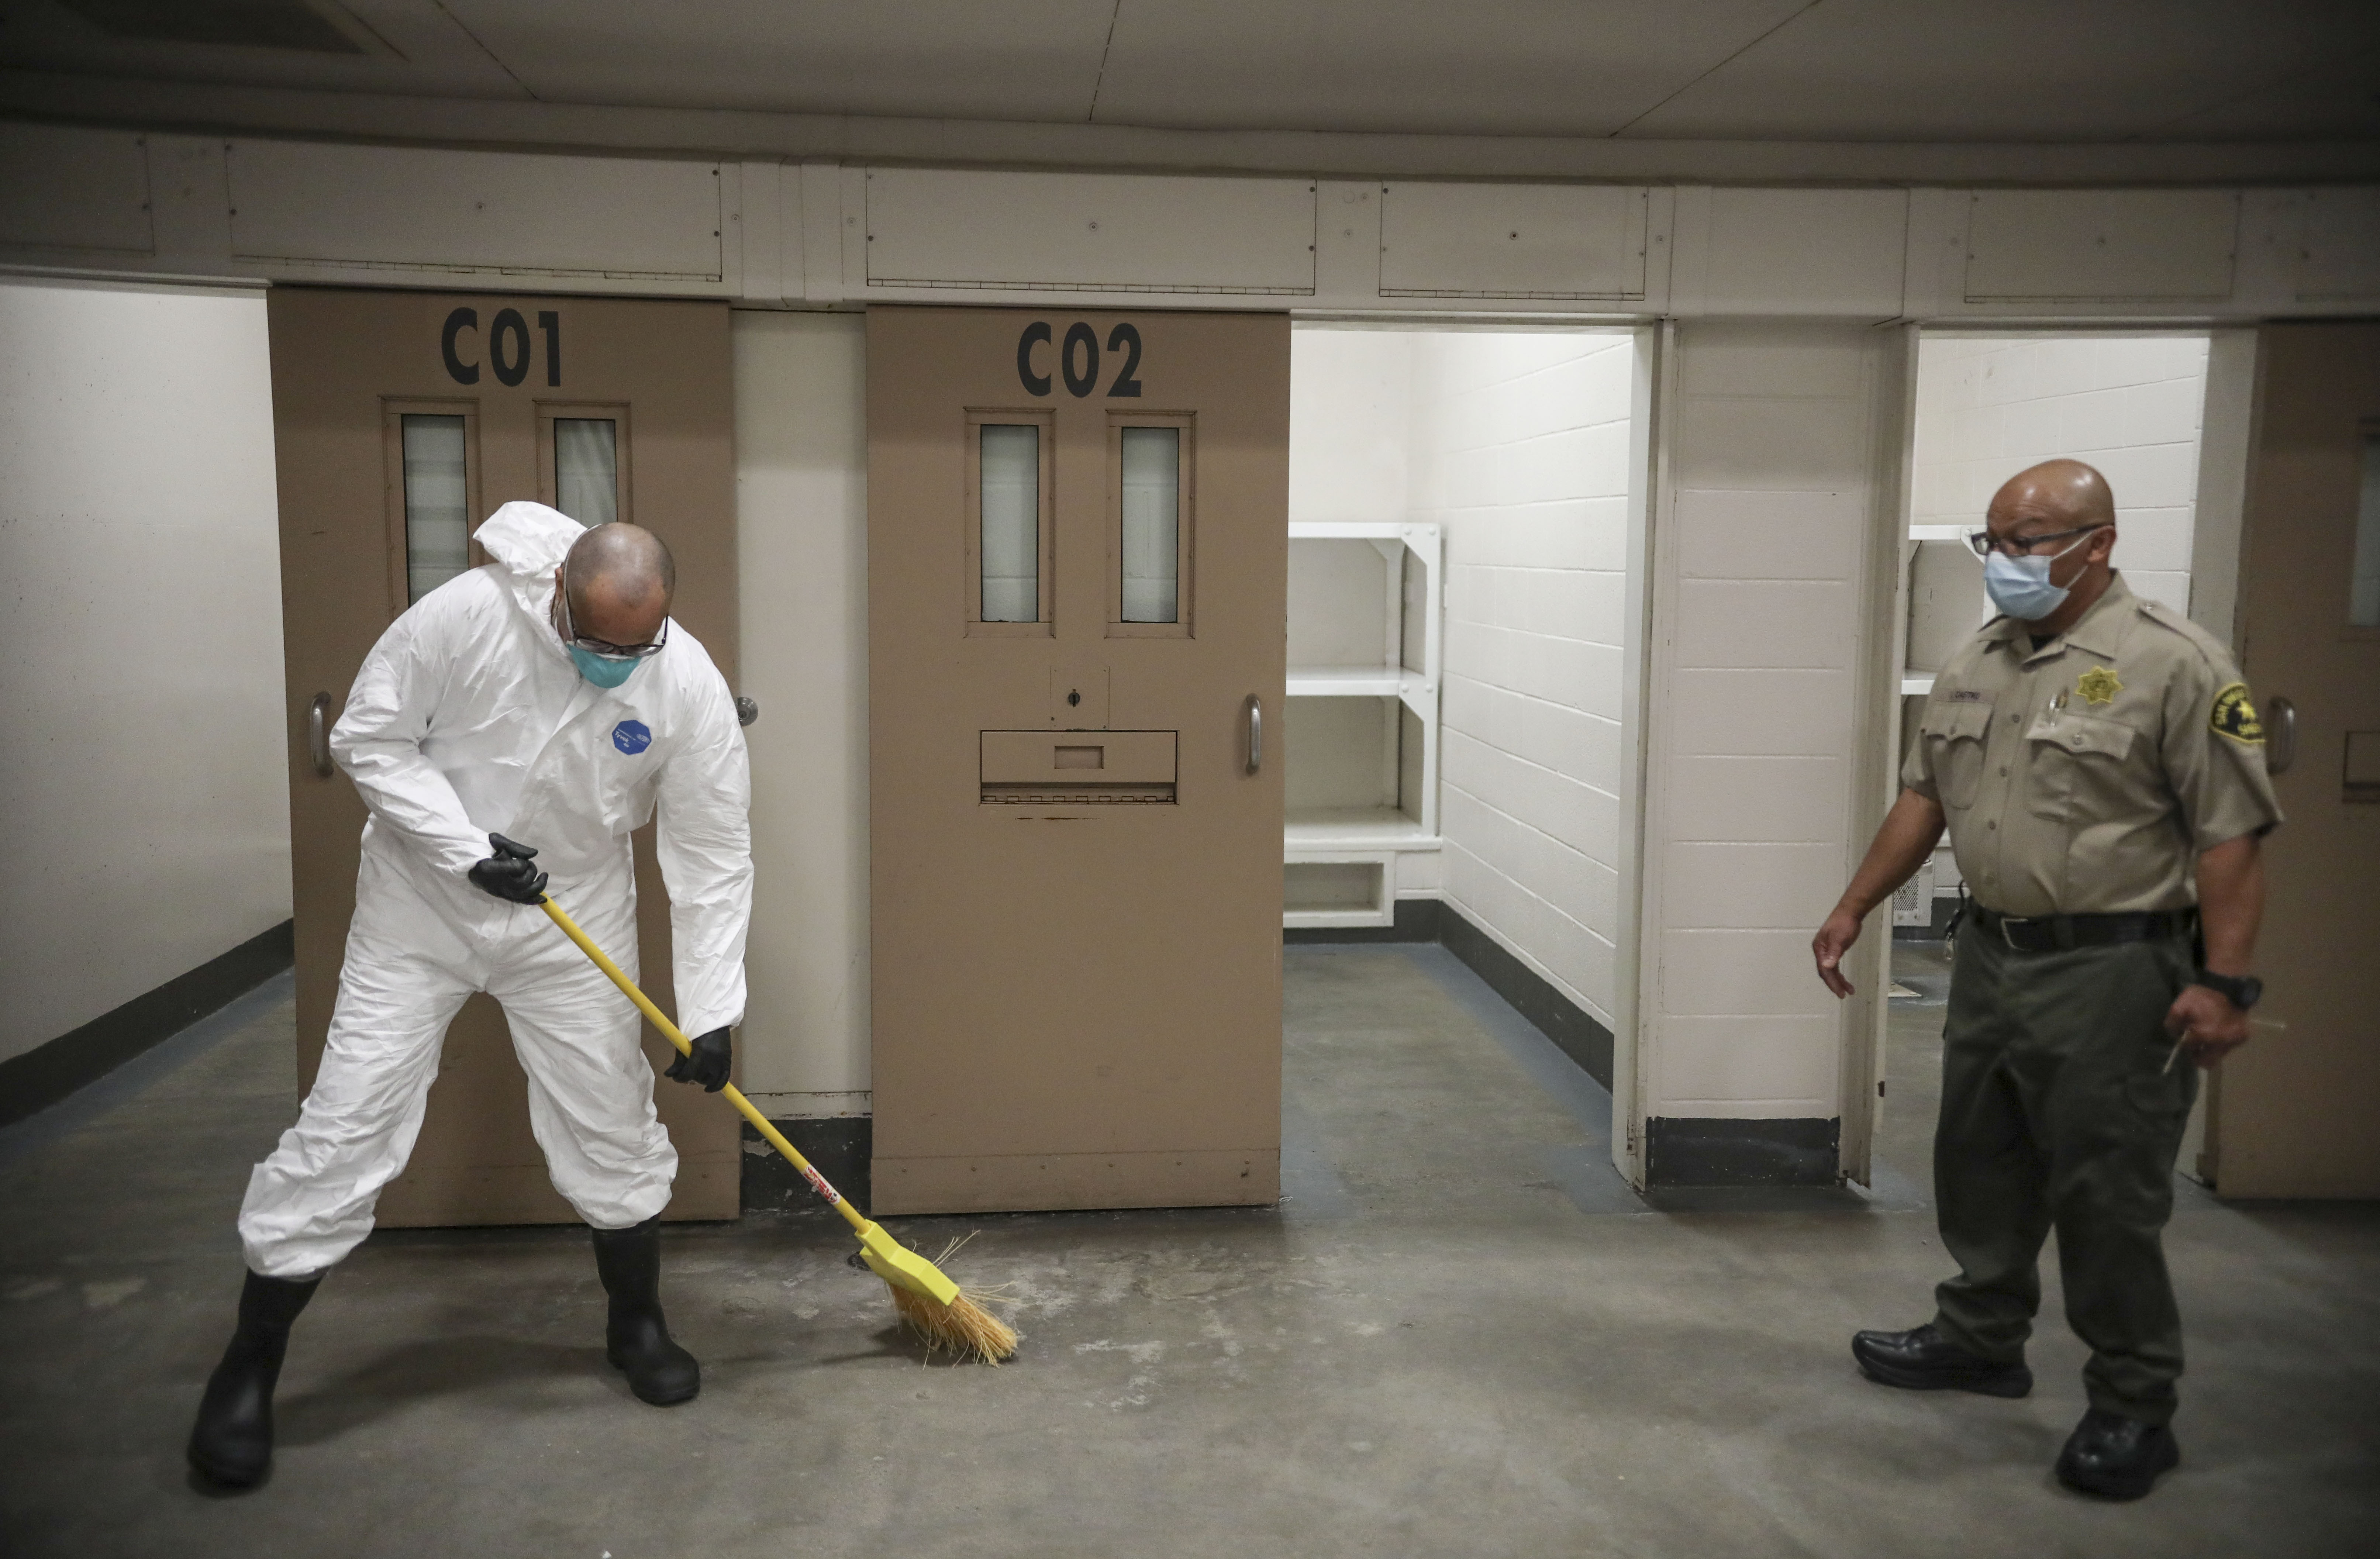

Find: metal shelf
<box><xmin>1283</xmin><ymin>522</ymin><xmax>1444</xmax><ymax>926</ymax></box>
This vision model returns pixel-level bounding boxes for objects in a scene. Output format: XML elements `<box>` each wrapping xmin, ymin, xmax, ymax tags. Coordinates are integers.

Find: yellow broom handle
<box><xmin>537</xmin><ymin>896</ymin><xmax>870</xmax><ymax>1238</ymax></box>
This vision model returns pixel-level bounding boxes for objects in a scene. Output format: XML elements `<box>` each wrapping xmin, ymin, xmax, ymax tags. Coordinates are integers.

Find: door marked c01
<box><xmin>442</xmin><ymin>306</ymin><xmax>563</xmax><ymax>388</ymax></box>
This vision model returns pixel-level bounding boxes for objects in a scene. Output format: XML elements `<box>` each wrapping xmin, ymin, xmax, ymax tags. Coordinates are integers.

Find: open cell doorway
<box><xmin>1894</xmin><ymin>331</ymin><xmax>2222</xmax><ymax>937</ymax></box>
<box><xmin>1886</xmin><ymin>328</ymin><xmax>2230</xmax><ymax>1181</ymax></box>
<box><xmin>1285</xmin><ymin>323</ymin><xmax>1642</xmax><ymax>1062</ymax></box>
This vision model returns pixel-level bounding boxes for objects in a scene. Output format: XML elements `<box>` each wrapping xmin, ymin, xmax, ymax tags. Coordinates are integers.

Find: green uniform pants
<box><xmin>1931</xmin><ymin>927</ymin><xmax>2199</xmax><ymax>1425</ymax></box>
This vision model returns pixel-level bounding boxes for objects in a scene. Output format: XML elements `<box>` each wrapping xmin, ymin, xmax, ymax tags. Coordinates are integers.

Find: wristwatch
<box><xmin>2194</xmin><ymin>971</ymin><xmax>2264</xmax><ymax>1010</ymax></box>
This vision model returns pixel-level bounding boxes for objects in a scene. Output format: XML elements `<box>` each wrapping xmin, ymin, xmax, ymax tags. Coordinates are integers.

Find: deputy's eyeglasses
<box><xmin>1965</xmin><ymin>523</ymin><xmax>2107</xmax><ymax>559</ymax></box>
<box><xmin>556</xmin><ymin>569</ymin><xmax>669</xmax><ymax>660</ymax></box>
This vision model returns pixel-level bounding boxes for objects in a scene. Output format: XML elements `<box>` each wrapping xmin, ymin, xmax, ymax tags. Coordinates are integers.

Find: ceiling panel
<box><xmin>1091</xmin><ymin>0</ymin><xmax>1805</xmax><ymax>137</ymax></box>
<box><xmin>0</xmin><ymin>0</ymin><xmax>2372</xmax><ymax>145</ymax></box>
<box><xmin>0</xmin><ymin>0</ymin><xmax>530</xmax><ymax>98</ymax></box>
<box><xmin>444</xmin><ymin>0</ymin><xmax>1114</xmax><ymax>120</ymax></box>
<box><xmin>2157</xmin><ymin>44</ymin><xmax>2380</xmax><ymax>141</ymax></box>
<box><xmin>1626</xmin><ymin>0</ymin><xmax>2380</xmax><ymax>141</ymax></box>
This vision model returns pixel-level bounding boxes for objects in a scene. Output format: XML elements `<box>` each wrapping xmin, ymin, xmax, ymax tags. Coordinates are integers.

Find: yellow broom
<box><xmin>531</xmin><ymin>889</ymin><xmax>1017</xmax><ymax>1363</ymax></box>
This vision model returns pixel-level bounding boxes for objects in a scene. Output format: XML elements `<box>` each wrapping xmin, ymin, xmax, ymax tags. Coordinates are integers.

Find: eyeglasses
<box><xmin>1965</xmin><ymin>523</ymin><xmax>2107</xmax><ymax>559</ymax></box>
<box><xmin>556</xmin><ymin>569</ymin><xmax>669</xmax><ymax>660</ymax></box>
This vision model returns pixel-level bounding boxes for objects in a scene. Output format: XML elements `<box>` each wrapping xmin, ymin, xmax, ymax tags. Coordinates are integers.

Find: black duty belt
<box><xmin>1970</xmin><ymin>906</ymin><xmax>2196</xmax><ymax>954</ymax></box>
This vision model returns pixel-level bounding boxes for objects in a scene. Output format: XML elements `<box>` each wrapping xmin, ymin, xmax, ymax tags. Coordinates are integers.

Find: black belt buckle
<box><xmin>1994</xmin><ymin>913</ymin><xmax>2072</xmax><ymax>952</ymax></box>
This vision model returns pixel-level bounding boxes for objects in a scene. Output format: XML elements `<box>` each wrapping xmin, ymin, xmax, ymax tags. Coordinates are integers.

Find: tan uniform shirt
<box><xmin>1903</xmin><ymin>573</ymin><xmax>2283</xmax><ymax>918</ymax></box>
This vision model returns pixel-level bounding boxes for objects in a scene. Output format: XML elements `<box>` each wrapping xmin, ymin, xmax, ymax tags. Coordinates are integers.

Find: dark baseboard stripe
<box><xmin>1283</xmin><ymin>897</ymin><xmax>1442</xmax><ymax>946</ymax></box>
<box><xmin>0</xmin><ymin>920</ymin><xmax>294</xmax><ymax>1128</ymax></box>
<box><xmin>1292</xmin><ymin>900</ymin><xmax>1845</xmax><ymax>1187</ymax></box>
<box><xmin>1289</xmin><ymin>898</ymin><xmax>1614</xmax><ymax>1089</ymax></box>
<box><xmin>743</xmin><ymin>1116</ymin><xmax>873</xmax><ymax>1215</ymax></box>
<box><xmin>1434</xmin><ymin>904</ymin><xmax>1614</xmax><ymax>1091</ymax></box>
<box><xmin>1647</xmin><ymin>1116</ymin><xmax>1840</xmax><ymax>1187</ymax></box>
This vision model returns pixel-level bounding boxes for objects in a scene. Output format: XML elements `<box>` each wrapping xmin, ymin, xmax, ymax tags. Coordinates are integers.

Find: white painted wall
<box><xmin>1638</xmin><ymin>321</ymin><xmax>1897</xmax><ymax>1126</ymax></box>
<box><xmin>1414</xmin><ymin>333</ymin><xmax>1636</xmax><ymax>1031</ymax></box>
<box><xmin>1288</xmin><ymin>326</ymin><xmax>1636</xmax><ymax>1025</ymax></box>
<box><xmin>1912</xmin><ymin>334</ymin><xmax>2209</xmax><ymax>613</ymax></box>
<box><xmin>0</xmin><ymin>277</ymin><xmax>290</xmax><ymax>1065</ymax></box>
<box><xmin>729</xmin><ymin>311</ymin><xmax>872</xmax><ymax>1118</ymax></box>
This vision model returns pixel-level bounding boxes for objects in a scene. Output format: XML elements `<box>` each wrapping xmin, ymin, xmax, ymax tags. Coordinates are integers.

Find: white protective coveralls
<box><xmin>239</xmin><ymin>501</ymin><xmax>752</xmax><ymax>1278</ymax></box>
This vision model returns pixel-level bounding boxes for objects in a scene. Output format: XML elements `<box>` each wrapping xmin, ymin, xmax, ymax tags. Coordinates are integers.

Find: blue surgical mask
<box><xmin>1982</xmin><ymin>530</ymin><xmax>2098</xmax><ymax>621</ymax></box>
<box><xmin>568</xmin><ymin>644</ymin><xmax>640</xmax><ymax>689</ymax></box>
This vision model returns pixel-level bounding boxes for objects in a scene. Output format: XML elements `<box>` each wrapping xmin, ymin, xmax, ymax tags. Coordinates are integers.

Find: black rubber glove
<box><xmin>468</xmin><ymin>833</ymin><xmax>549</xmax><ymax>904</ymax></box>
<box><xmin>666</xmin><ymin>1027</ymin><xmax>732</xmax><ymax>1092</ymax></box>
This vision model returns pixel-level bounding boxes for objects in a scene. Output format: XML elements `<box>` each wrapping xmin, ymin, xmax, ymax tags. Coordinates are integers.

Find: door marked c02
<box><xmin>1016</xmin><ymin>320</ymin><xmax>1144</xmax><ymax>398</ymax></box>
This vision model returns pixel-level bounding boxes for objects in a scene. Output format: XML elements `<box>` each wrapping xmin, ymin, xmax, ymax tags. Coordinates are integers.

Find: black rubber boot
<box><xmin>186</xmin><ymin>1269</ymin><xmax>322</xmax><ymax>1489</ymax></box>
<box><xmin>590</xmin><ymin>1216</ymin><xmax>700</xmax><ymax>1406</ymax></box>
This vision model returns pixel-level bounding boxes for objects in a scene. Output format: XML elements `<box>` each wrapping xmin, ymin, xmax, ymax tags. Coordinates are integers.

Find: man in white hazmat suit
<box><xmin>186</xmin><ymin>500</ymin><xmax>752</xmax><ymax>1490</ymax></box>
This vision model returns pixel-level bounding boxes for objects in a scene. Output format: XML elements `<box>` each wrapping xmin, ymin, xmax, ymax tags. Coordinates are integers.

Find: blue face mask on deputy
<box><xmin>568</xmin><ymin>644</ymin><xmax>641</xmax><ymax>689</ymax></box>
<box><xmin>1983</xmin><ymin>530</ymin><xmax>2098</xmax><ymax>621</ymax></box>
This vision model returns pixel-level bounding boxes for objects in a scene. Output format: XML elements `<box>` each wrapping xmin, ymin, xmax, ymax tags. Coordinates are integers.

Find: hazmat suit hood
<box><xmin>474</xmin><ymin>500</ymin><xmax>591</xmax><ymax>620</ymax></box>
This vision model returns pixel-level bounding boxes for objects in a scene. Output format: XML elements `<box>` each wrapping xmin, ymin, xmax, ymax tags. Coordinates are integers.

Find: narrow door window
<box><xmin>979</xmin><ymin>423</ymin><xmax>1041</xmax><ymax>623</ymax></box>
<box><xmin>2352</xmin><ymin>430</ymin><xmax>2380</xmax><ymax>628</ymax></box>
<box><xmin>400</xmin><ymin>414</ymin><xmax>469</xmax><ymax>603</ymax></box>
<box><xmin>1120</xmin><ymin>427</ymin><xmax>1180</xmax><ymax>624</ymax></box>
<box><xmin>554</xmin><ymin>417</ymin><xmax>618</xmax><ymax>527</ymax></box>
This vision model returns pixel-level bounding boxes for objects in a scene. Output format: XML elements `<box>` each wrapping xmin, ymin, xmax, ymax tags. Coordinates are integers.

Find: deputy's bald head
<box><xmin>1988</xmin><ymin>459</ymin><xmax>2116</xmax><ymax>534</ymax></box>
<box><xmin>562</xmin><ymin>523</ymin><xmax>673</xmax><ymax>646</ymax></box>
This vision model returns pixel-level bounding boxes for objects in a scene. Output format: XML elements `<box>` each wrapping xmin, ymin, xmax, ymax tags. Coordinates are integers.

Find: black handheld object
<box><xmin>666</xmin><ymin>1027</ymin><xmax>733</xmax><ymax>1092</ymax></box>
<box><xmin>469</xmin><ymin>832</ymin><xmax>550</xmax><ymax>904</ymax></box>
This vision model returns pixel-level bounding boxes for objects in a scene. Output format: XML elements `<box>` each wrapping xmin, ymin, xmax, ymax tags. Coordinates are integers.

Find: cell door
<box><xmin>2204</xmin><ymin>324</ymin><xmax>2380</xmax><ymax>1198</ymax></box>
<box><xmin>868</xmin><ymin>307</ymin><xmax>1289</xmax><ymax>1214</ymax></box>
<box><xmin>268</xmin><ymin>288</ymin><xmax>741</xmax><ymax>1225</ymax></box>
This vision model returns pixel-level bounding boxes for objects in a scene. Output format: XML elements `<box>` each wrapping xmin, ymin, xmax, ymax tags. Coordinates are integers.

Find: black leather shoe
<box><xmin>186</xmin><ymin>1269</ymin><xmax>322</xmax><ymax>1489</ymax></box>
<box><xmin>2056</xmin><ymin>1408</ymin><xmax>2180</xmax><ymax>1500</ymax></box>
<box><xmin>590</xmin><ymin>1216</ymin><xmax>700</xmax><ymax>1406</ymax></box>
<box><xmin>1850</xmin><ymin>1323</ymin><xmax>2032</xmax><ymax>1397</ymax></box>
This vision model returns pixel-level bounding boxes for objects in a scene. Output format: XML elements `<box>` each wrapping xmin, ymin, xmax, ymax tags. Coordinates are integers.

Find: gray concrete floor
<box><xmin>2</xmin><ymin>944</ymin><xmax>2375</xmax><ymax>1557</ymax></box>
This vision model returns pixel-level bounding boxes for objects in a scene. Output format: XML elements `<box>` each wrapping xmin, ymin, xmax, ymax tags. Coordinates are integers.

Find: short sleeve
<box><xmin>1900</xmin><ymin>705</ymin><xmax>1941</xmax><ymax>802</ymax></box>
<box><xmin>2159</xmin><ymin>642</ymin><xmax>2284</xmax><ymax>852</ymax></box>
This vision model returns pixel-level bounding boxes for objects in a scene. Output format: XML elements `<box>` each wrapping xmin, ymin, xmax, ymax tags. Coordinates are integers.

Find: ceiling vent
<box><xmin>53</xmin><ymin>0</ymin><xmax>367</xmax><ymax>55</ymax></box>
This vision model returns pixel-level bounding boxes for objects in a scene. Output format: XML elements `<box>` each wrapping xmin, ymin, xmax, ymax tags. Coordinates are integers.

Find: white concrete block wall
<box><xmin>1912</xmin><ymin>334</ymin><xmax>2209</xmax><ymax>613</ymax></box>
<box><xmin>1412</xmin><ymin>334</ymin><xmax>1636</xmax><ymax>1029</ymax></box>
<box><xmin>0</xmin><ymin>277</ymin><xmax>291</xmax><ymax>1064</ymax></box>
<box><xmin>1642</xmin><ymin>323</ymin><xmax>1893</xmax><ymax>1124</ymax></box>
<box><xmin>1288</xmin><ymin>330</ymin><xmax>1413</xmax><ymax>524</ymax></box>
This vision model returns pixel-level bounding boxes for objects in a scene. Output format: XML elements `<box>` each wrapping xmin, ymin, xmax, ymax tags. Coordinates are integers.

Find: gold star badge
<box><xmin>2076</xmin><ymin>665</ymin><xmax>2122</xmax><ymax>705</ymax></box>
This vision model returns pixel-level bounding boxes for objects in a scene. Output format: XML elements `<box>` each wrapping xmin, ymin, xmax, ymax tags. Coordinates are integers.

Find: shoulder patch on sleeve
<box><xmin>2210</xmin><ymin>683</ymin><xmax>2264</xmax><ymax>745</ymax></box>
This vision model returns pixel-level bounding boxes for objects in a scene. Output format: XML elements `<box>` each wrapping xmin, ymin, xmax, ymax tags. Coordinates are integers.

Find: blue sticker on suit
<box><xmin>611</xmin><ymin>720</ymin><xmax>652</xmax><ymax>755</ymax></box>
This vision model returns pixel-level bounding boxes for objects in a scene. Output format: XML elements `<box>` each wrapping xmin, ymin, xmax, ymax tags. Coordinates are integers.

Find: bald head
<box><xmin>560</xmin><ymin>523</ymin><xmax>674</xmax><ymax>648</ymax></box>
<box><xmin>1989</xmin><ymin>459</ymin><xmax>2116</xmax><ymax>532</ymax></box>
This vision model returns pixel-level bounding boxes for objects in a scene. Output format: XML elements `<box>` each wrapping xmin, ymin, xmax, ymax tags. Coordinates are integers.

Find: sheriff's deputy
<box><xmin>1810</xmin><ymin>458</ymin><xmax>2279</xmax><ymax>1501</ymax></box>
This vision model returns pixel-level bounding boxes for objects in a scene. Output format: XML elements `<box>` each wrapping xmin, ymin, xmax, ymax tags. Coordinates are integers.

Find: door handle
<box><xmin>307</xmin><ymin>691</ymin><xmax>334</xmax><ymax>778</ymax></box>
<box><xmin>1245</xmin><ymin>694</ymin><xmax>1263</xmax><ymax>775</ymax></box>
<box><xmin>735</xmin><ymin>695</ymin><xmax>759</xmax><ymax>728</ymax></box>
<box><xmin>2267</xmin><ymin>694</ymin><xmax>2296</xmax><ymax>776</ymax></box>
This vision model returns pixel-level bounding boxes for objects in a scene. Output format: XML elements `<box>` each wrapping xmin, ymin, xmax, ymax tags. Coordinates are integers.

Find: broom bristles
<box><xmin>888</xmin><ymin>1281</ymin><xmax>1019</xmax><ymax>1364</ymax></box>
